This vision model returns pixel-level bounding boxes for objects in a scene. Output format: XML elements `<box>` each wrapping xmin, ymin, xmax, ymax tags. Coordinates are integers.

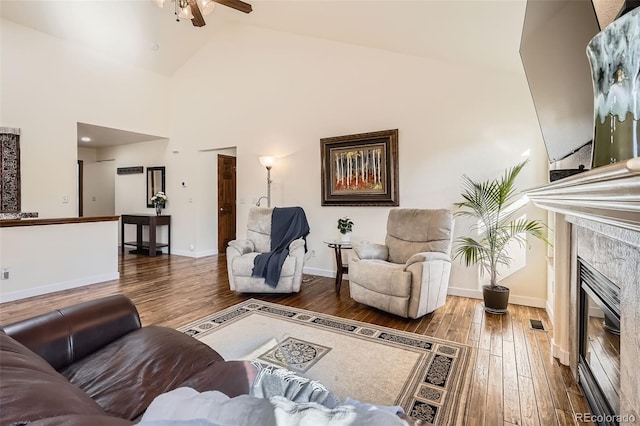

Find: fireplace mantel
<box><xmin>526</xmin><ymin>158</ymin><xmax>640</xmax><ymax>232</ymax></box>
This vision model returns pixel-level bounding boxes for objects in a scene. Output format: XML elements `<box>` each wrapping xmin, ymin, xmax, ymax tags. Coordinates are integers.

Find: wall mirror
<box><xmin>146</xmin><ymin>166</ymin><xmax>165</xmax><ymax>208</ymax></box>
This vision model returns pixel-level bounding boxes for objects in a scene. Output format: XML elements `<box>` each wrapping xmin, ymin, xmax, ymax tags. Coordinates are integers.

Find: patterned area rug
<box><xmin>179</xmin><ymin>299</ymin><xmax>474</xmax><ymax>425</ymax></box>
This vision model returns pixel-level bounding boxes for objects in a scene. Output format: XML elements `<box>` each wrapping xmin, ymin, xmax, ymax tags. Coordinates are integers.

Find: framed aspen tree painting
<box><xmin>320</xmin><ymin>129</ymin><xmax>399</xmax><ymax>206</ymax></box>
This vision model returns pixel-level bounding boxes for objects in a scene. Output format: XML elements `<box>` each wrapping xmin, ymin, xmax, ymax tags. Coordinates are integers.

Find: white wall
<box><xmin>2</xmin><ymin>18</ymin><xmax>551</xmax><ymax>305</ymax></box>
<box><xmin>166</xmin><ymin>23</ymin><xmax>550</xmax><ymax>304</ymax></box>
<box><xmin>0</xmin><ymin>19</ymin><xmax>170</xmax><ymax>218</ymax></box>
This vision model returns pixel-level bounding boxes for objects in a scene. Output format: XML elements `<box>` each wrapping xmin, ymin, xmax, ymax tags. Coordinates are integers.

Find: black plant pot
<box><xmin>482</xmin><ymin>285</ymin><xmax>510</xmax><ymax>314</ymax></box>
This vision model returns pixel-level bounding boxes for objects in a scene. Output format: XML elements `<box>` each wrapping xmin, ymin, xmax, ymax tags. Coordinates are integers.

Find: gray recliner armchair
<box><xmin>348</xmin><ymin>208</ymin><xmax>453</xmax><ymax>319</ymax></box>
<box><xmin>226</xmin><ymin>207</ymin><xmax>307</xmax><ymax>293</ymax></box>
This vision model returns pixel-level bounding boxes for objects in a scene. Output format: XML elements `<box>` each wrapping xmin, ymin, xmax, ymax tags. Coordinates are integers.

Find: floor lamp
<box><xmin>258</xmin><ymin>156</ymin><xmax>275</xmax><ymax>207</ymax></box>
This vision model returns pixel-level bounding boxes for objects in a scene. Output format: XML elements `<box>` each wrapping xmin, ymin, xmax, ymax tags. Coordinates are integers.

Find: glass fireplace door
<box><xmin>578</xmin><ymin>258</ymin><xmax>621</xmax><ymax>425</ymax></box>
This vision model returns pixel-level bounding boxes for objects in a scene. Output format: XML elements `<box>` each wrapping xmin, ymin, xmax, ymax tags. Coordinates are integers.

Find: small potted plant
<box><xmin>337</xmin><ymin>216</ymin><xmax>354</xmax><ymax>242</ymax></box>
<box><xmin>151</xmin><ymin>191</ymin><xmax>167</xmax><ymax>216</ymax></box>
<box><xmin>453</xmin><ymin>161</ymin><xmax>550</xmax><ymax>314</ymax></box>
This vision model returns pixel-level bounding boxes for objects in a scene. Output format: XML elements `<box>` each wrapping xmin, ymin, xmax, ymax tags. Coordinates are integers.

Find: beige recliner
<box><xmin>348</xmin><ymin>208</ymin><xmax>453</xmax><ymax>319</ymax></box>
<box><xmin>226</xmin><ymin>207</ymin><xmax>307</xmax><ymax>293</ymax></box>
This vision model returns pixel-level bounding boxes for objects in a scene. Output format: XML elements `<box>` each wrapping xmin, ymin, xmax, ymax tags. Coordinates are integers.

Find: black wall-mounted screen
<box><xmin>520</xmin><ymin>0</ymin><xmax>601</xmax><ymax>164</ymax></box>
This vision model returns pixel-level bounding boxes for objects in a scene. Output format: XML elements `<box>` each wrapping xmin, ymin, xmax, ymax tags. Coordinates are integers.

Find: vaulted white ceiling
<box><xmin>1</xmin><ymin>0</ymin><xmax>527</xmax><ymax>76</ymax></box>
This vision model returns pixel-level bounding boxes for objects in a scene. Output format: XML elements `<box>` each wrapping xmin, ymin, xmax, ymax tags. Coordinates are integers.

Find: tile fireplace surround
<box><xmin>527</xmin><ymin>158</ymin><xmax>640</xmax><ymax>424</ymax></box>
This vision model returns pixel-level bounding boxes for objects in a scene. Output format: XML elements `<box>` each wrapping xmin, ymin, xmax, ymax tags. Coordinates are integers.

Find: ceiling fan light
<box><xmin>197</xmin><ymin>0</ymin><xmax>216</xmax><ymax>16</ymax></box>
<box><xmin>178</xmin><ymin>5</ymin><xmax>194</xmax><ymax>20</ymax></box>
<box><xmin>152</xmin><ymin>0</ymin><xmax>165</xmax><ymax>8</ymax></box>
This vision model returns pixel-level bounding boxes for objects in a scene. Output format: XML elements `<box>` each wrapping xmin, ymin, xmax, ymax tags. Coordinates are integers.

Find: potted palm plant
<box><xmin>453</xmin><ymin>161</ymin><xmax>550</xmax><ymax>314</ymax></box>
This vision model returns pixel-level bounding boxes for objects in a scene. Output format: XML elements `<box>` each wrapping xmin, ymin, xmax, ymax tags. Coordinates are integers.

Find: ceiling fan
<box><xmin>153</xmin><ymin>0</ymin><xmax>252</xmax><ymax>27</ymax></box>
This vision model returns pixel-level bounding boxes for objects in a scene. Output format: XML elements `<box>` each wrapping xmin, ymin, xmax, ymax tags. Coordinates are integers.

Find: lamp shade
<box><xmin>152</xmin><ymin>0</ymin><xmax>165</xmax><ymax>7</ymax></box>
<box><xmin>197</xmin><ymin>0</ymin><xmax>216</xmax><ymax>16</ymax></box>
<box><xmin>259</xmin><ymin>156</ymin><xmax>276</xmax><ymax>168</ymax></box>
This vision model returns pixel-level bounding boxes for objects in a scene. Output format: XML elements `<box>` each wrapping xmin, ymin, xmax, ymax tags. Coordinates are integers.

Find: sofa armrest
<box><xmin>288</xmin><ymin>238</ymin><xmax>305</xmax><ymax>252</ymax></box>
<box><xmin>404</xmin><ymin>251</ymin><xmax>450</xmax><ymax>268</ymax></box>
<box><xmin>2</xmin><ymin>295</ymin><xmax>141</xmax><ymax>371</ymax></box>
<box><xmin>227</xmin><ymin>239</ymin><xmax>255</xmax><ymax>255</ymax></box>
<box><xmin>353</xmin><ymin>243</ymin><xmax>388</xmax><ymax>260</ymax></box>
<box><xmin>25</xmin><ymin>415</ymin><xmax>134</xmax><ymax>426</ymax></box>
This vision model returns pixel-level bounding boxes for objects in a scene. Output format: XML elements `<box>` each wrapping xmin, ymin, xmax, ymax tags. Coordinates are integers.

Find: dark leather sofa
<box><xmin>0</xmin><ymin>295</ymin><xmax>257</xmax><ymax>425</ymax></box>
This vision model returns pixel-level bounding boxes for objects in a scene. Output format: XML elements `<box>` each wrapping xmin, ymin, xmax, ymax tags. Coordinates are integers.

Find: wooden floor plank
<box><xmin>518</xmin><ymin>376</ymin><xmax>541</xmax><ymax>426</ymax></box>
<box><xmin>512</xmin><ymin>316</ymin><xmax>533</xmax><ymax>379</ymax></box>
<box><xmin>501</xmin><ymin>308</ymin><xmax>514</xmax><ymax>342</ymax></box>
<box><xmin>535</xmin><ymin>330</ymin><xmax>572</xmax><ymax>413</ymax></box>
<box><xmin>489</xmin><ymin>313</ymin><xmax>504</xmax><ymax>357</ymax></box>
<box><xmin>566</xmin><ymin>391</ymin><xmax>595</xmax><ymax>426</ymax></box>
<box><xmin>467</xmin><ymin>320</ymin><xmax>482</xmax><ymax>344</ymax></box>
<box><xmin>0</xmin><ymin>253</ymin><xmax>594</xmax><ymax>424</ymax></box>
<box><xmin>445</xmin><ymin>297</ymin><xmax>474</xmax><ymax>344</ymax></box>
<box><xmin>524</xmin><ymin>326</ymin><xmax>559</xmax><ymax>426</ymax></box>
<box><xmin>434</xmin><ymin>313</ymin><xmax>455</xmax><ymax>340</ymax></box>
<box><xmin>502</xmin><ymin>339</ymin><xmax>522</xmax><ymax>425</ymax></box>
<box><xmin>478</xmin><ymin>311</ymin><xmax>493</xmax><ymax>351</ymax></box>
<box><xmin>466</xmin><ymin>348</ymin><xmax>490</xmax><ymax>425</ymax></box>
<box><xmin>486</xmin><ymin>354</ymin><xmax>505</xmax><ymax>425</ymax></box>
<box><xmin>555</xmin><ymin>409</ymin><xmax>576</xmax><ymax>426</ymax></box>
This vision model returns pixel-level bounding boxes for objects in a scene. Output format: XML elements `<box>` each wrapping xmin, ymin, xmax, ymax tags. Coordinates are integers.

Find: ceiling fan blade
<box><xmin>213</xmin><ymin>0</ymin><xmax>252</xmax><ymax>14</ymax></box>
<box><xmin>188</xmin><ymin>0</ymin><xmax>206</xmax><ymax>27</ymax></box>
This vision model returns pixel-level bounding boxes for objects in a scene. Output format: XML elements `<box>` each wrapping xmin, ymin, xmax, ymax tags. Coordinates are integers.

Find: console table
<box><xmin>121</xmin><ymin>214</ymin><xmax>171</xmax><ymax>257</ymax></box>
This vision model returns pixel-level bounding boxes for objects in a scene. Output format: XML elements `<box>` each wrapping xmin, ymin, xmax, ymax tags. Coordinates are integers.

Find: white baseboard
<box><xmin>170</xmin><ymin>249</ymin><xmax>219</xmax><ymax>258</ymax></box>
<box><xmin>501</xmin><ymin>294</ymin><xmax>547</xmax><ymax>309</ymax></box>
<box><xmin>195</xmin><ymin>249</ymin><xmax>219</xmax><ymax>258</ymax></box>
<box><xmin>0</xmin><ymin>272</ymin><xmax>120</xmax><ymax>303</ymax></box>
<box><xmin>447</xmin><ymin>286</ymin><xmax>483</xmax><ymax>299</ymax></box>
<box><xmin>170</xmin><ymin>250</ymin><xmax>195</xmax><ymax>257</ymax></box>
<box><xmin>446</xmin><ymin>286</ymin><xmax>547</xmax><ymax>308</ymax></box>
<box><xmin>546</xmin><ymin>300</ymin><xmax>555</xmax><ymax>324</ymax></box>
<box><xmin>303</xmin><ymin>267</ymin><xmax>334</xmax><ymax>278</ymax></box>
<box><xmin>551</xmin><ymin>338</ymin><xmax>570</xmax><ymax>366</ymax></box>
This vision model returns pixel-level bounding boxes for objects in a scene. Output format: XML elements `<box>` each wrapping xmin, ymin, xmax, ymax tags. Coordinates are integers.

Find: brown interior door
<box><xmin>218</xmin><ymin>154</ymin><xmax>237</xmax><ymax>253</ymax></box>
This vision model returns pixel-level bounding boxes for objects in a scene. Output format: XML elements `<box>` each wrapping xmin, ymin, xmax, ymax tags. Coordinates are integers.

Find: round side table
<box><xmin>324</xmin><ymin>240</ymin><xmax>355</xmax><ymax>294</ymax></box>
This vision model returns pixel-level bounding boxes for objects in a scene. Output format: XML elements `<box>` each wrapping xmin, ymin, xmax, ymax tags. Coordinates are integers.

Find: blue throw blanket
<box><xmin>252</xmin><ymin>207</ymin><xmax>310</xmax><ymax>288</ymax></box>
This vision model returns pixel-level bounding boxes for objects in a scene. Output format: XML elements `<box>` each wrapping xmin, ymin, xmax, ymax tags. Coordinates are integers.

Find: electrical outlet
<box><xmin>62</xmin><ymin>195</ymin><xmax>69</xmax><ymax>203</ymax></box>
<box><xmin>1</xmin><ymin>268</ymin><xmax>9</xmax><ymax>280</ymax></box>
<box><xmin>310</xmin><ymin>250</ymin><xmax>316</xmax><ymax>257</ymax></box>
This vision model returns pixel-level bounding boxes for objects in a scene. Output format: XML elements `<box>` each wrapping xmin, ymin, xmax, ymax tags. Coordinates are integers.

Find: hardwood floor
<box><xmin>0</xmin><ymin>253</ymin><xmax>593</xmax><ymax>425</ymax></box>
